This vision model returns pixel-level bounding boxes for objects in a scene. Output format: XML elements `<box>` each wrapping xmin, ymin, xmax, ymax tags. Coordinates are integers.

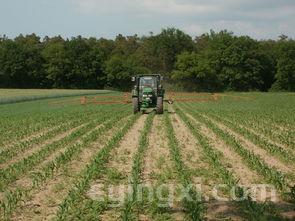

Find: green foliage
<box><xmin>0</xmin><ymin>34</ymin><xmax>44</xmax><ymax>88</ymax></box>
<box><xmin>42</xmin><ymin>36</ymin><xmax>68</xmax><ymax>88</ymax></box>
<box><xmin>0</xmin><ymin>29</ymin><xmax>294</xmax><ymax>91</ymax></box>
<box><xmin>175</xmin><ymin>104</ymin><xmax>286</xmax><ymax>220</ymax></box>
<box><xmin>172</xmin><ymin>31</ymin><xmax>273</xmax><ymax>91</ymax></box>
<box><xmin>271</xmin><ymin>39</ymin><xmax>295</xmax><ymax>91</ymax></box>
<box><xmin>55</xmin><ymin>114</ymin><xmax>140</xmax><ymax>220</ymax></box>
<box><xmin>121</xmin><ymin>113</ymin><xmax>154</xmax><ymax>220</ymax></box>
<box><xmin>164</xmin><ymin>112</ymin><xmax>205</xmax><ymax>221</ymax></box>
<box><xmin>105</xmin><ymin>54</ymin><xmax>150</xmax><ymax>90</ymax></box>
<box><xmin>172</xmin><ymin>51</ymin><xmax>220</xmax><ymax>91</ymax></box>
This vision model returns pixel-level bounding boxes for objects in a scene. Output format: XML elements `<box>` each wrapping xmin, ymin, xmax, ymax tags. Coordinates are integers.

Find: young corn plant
<box><xmin>121</xmin><ymin>113</ymin><xmax>155</xmax><ymax>221</ymax></box>
<box><xmin>0</xmin><ymin>117</ymin><xmax>97</xmax><ymax>190</ymax></box>
<box><xmin>181</xmin><ymin>103</ymin><xmax>288</xmax><ymax>192</ymax></box>
<box><xmin>0</xmin><ymin>108</ymin><xmax>130</xmax><ymax>220</ymax></box>
<box><xmin>0</xmin><ymin>107</ymin><xmax>112</xmax><ymax>165</ymax></box>
<box><xmin>31</xmin><ymin>109</ymin><xmax>130</xmax><ymax>187</ymax></box>
<box><xmin>55</xmin><ymin>114</ymin><xmax>140</xmax><ymax>220</ymax></box>
<box><xmin>218</xmin><ymin>111</ymin><xmax>295</xmax><ymax>148</ymax></box>
<box><xmin>0</xmin><ymin>105</ymin><xmax>129</xmax><ymax>191</ymax></box>
<box><xmin>204</xmin><ymin>111</ymin><xmax>295</xmax><ymax>166</ymax></box>
<box><xmin>164</xmin><ymin>112</ymin><xmax>205</xmax><ymax>221</ymax></box>
<box><xmin>175</xmin><ymin>105</ymin><xmax>283</xmax><ymax>220</ymax></box>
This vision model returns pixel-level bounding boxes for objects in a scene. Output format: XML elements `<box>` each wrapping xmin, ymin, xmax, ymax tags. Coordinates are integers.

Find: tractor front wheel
<box><xmin>133</xmin><ymin>97</ymin><xmax>139</xmax><ymax>114</ymax></box>
<box><xmin>156</xmin><ymin>97</ymin><xmax>163</xmax><ymax>114</ymax></box>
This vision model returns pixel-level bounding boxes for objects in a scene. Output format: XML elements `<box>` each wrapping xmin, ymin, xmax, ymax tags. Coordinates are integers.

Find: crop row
<box><xmin>0</xmin><ymin>105</ymin><xmax>128</xmax><ymax>192</ymax></box>
<box><xmin>121</xmin><ymin>113</ymin><xmax>155</xmax><ymax>220</ymax></box>
<box><xmin>0</xmin><ymin>106</ymin><xmax>118</xmax><ymax>165</ymax></box>
<box><xmin>164</xmin><ymin>111</ymin><xmax>205</xmax><ymax>221</ymax></box>
<box><xmin>0</xmin><ymin>107</ymin><xmax>130</xmax><ymax>219</ymax></box>
<box><xmin>55</xmin><ymin>114</ymin><xmax>140</xmax><ymax>220</ymax></box>
<box><xmin>0</xmin><ymin>89</ymin><xmax>110</xmax><ymax>104</ymax></box>
<box><xmin>210</xmin><ymin>112</ymin><xmax>294</xmax><ymax>152</ymax></box>
<box><xmin>0</xmin><ymin>104</ymin><xmax>115</xmax><ymax>148</ymax></box>
<box><xmin>179</xmin><ymin>103</ymin><xmax>291</xmax><ymax>195</ymax></box>
<box><xmin>205</xmin><ymin>111</ymin><xmax>295</xmax><ymax>165</ymax></box>
<box><xmin>0</xmin><ymin>102</ymin><xmax>121</xmax><ymax>148</ymax></box>
<box><xmin>225</xmin><ymin>111</ymin><xmax>294</xmax><ymax>148</ymax></box>
<box><xmin>174</xmin><ymin>105</ymin><xmax>282</xmax><ymax>220</ymax></box>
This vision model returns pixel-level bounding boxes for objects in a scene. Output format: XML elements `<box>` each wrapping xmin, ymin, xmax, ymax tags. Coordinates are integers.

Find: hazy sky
<box><xmin>1</xmin><ymin>0</ymin><xmax>294</xmax><ymax>39</ymax></box>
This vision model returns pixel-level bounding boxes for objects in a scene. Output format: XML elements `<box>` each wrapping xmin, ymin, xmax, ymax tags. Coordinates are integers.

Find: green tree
<box><xmin>0</xmin><ymin>30</ymin><xmax>294</xmax><ymax>91</ymax></box>
<box><xmin>112</xmin><ymin>34</ymin><xmax>139</xmax><ymax>56</ymax></box>
<box><xmin>257</xmin><ymin>40</ymin><xmax>277</xmax><ymax>91</ymax></box>
<box><xmin>105</xmin><ymin>54</ymin><xmax>150</xmax><ymax>90</ymax></box>
<box><xmin>217</xmin><ymin>35</ymin><xmax>264</xmax><ymax>91</ymax></box>
<box><xmin>136</xmin><ymin>28</ymin><xmax>194</xmax><ymax>74</ymax></box>
<box><xmin>0</xmin><ymin>34</ymin><xmax>44</xmax><ymax>88</ymax></box>
<box><xmin>272</xmin><ymin>39</ymin><xmax>295</xmax><ymax>91</ymax></box>
<box><xmin>172</xmin><ymin>52</ymin><xmax>220</xmax><ymax>91</ymax></box>
<box><xmin>135</xmin><ymin>34</ymin><xmax>163</xmax><ymax>73</ymax></box>
<box><xmin>42</xmin><ymin>36</ymin><xmax>68</xmax><ymax>88</ymax></box>
<box><xmin>173</xmin><ymin>30</ymin><xmax>267</xmax><ymax>91</ymax></box>
<box><xmin>64</xmin><ymin>36</ymin><xmax>105</xmax><ymax>88</ymax></box>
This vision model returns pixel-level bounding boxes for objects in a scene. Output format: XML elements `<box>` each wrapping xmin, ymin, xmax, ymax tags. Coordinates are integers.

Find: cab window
<box><xmin>139</xmin><ymin>77</ymin><xmax>156</xmax><ymax>88</ymax></box>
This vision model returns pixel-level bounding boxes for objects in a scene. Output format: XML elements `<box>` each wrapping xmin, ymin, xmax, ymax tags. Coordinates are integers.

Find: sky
<box><xmin>0</xmin><ymin>0</ymin><xmax>294</xmax><ymax>40</ymax></box>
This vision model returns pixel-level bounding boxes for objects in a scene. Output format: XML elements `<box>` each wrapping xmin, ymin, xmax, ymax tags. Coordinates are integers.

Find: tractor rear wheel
<box><xmin>133</xmin><ymin>97</ymin><xmax>139</xmax><ymax>114</ymax></box>
<box><xmin>156</xmin><ymin>97</ymin><xmax>163</xmax><ymax>114</ymax></box>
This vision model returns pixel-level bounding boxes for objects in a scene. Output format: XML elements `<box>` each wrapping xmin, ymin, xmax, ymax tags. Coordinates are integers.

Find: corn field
<box><xmin>0</xmin><ymin>91</ymin><xmax>294</xmax><ymax>221</ymax></box>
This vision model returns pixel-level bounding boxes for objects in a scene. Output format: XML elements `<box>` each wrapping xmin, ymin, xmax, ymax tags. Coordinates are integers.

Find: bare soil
<box><xmin>205</xmin><ymin>201</ymin><xmax>243</xmax><ymax>221</ymax></box>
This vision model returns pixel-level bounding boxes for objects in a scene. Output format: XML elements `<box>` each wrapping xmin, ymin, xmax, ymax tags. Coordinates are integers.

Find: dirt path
<box><xmin>104</xmin><ymin>115</ymin><xmax>147</xmax><ymax>182</ymax></box>
<box><xmin>11</xmin><ymin>117</ymin><xmax>131</xmax><ymax>221</ymax></box>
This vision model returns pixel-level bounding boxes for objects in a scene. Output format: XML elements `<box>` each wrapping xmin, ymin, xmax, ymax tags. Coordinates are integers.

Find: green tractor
<box><xmin>131</xmin><ymin>74</ymin><xmax>165</xmax><ymax>114</ymax></box>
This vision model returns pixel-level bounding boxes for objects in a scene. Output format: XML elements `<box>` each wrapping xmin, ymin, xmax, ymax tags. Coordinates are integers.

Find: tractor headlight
<box><xmin>148</xmin><ymin>94</ymin><xmax>153</xmax><ymax>98</ymax></box>
<box><xmin>143</xmin><ymin>94</ymin><xmax>147</xmax><ymax>98</ymax></box>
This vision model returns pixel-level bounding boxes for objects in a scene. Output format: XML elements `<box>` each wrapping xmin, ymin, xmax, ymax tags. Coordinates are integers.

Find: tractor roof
<box><xmin>136</xmin><ymin>74</ymin><xmax>162</xmax><ymax>78</ymax></box>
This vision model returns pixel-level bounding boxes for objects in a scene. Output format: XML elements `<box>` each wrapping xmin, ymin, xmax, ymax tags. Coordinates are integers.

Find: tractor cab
<box><xmin>139</xmin><ymin>76</ymin><xmax>157</xmax><ymax>89</ymax></box>
<box><xmin>132</xmin><ymin>75</ymin><xmax>164</xmax><ymax>114</ymax></box>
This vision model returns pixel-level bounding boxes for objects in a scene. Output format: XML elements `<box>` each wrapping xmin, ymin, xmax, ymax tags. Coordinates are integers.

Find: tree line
<box><xmin>0</xmin><ymin>28</ymin><xmax>294</xmax><ymax>91</ymax></box>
